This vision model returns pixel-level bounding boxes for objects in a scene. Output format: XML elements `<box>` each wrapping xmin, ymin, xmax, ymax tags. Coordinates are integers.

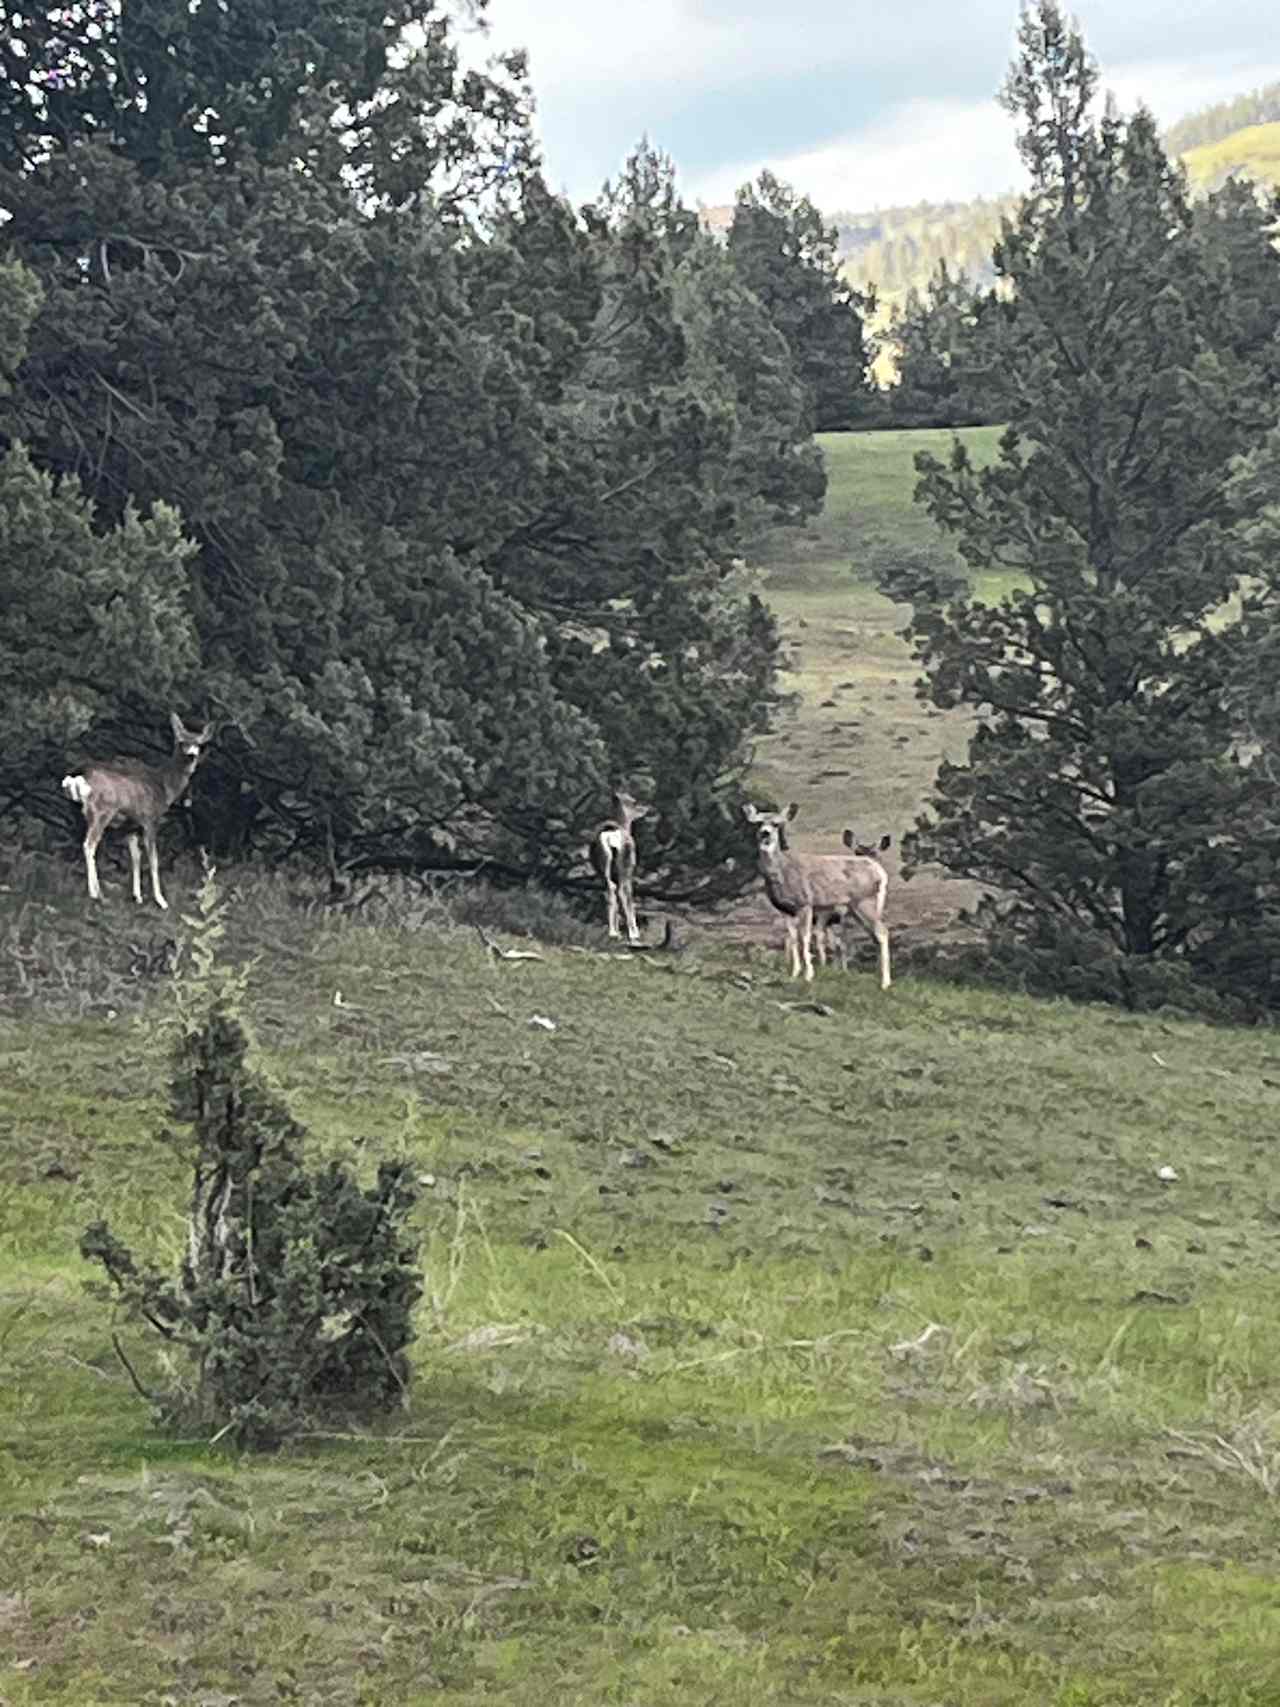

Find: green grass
<box><xmin>751</xmin><ymin>428</ymin><xmax>1002</xmax><ymax>906</ymax></box>
<box><xmin>6</xmin><ymin>427</ymin><xmax>1280</xmax><ymax>1705</ymax></box>
<box><xmin>6</xmin><ymin>847</ymin><xmax>1280</xmax><ymax>1705</ymax></box>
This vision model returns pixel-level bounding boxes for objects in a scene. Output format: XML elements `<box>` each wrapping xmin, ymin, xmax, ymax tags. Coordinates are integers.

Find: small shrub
<box><xmin>444</xmin><ymin>878</ymin><xmax>602</xmax><ymax>947</ymax></box>
<box><xmin>80</xmin><ymin>868</ymin><xmax>423</xmax><ymax>1448</ymax></box>
<box><xmin>898</xmin><ymin>900</ymin><xmax>1259</xmax><ymax>1022</ymax></box>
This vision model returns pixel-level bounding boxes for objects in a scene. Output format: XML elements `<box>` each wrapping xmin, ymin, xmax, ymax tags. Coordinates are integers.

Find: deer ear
<box><xmin>879</xmin><ymin>833</ymin><xmax>892</xmax><ymax>852</ymax></box>
<box><xmin>785</xmin><ymin>802</ymin><xmax>800</xmax><ymax>822</ymax></box>
<box><xmin>842</xmin><ymin>828</ymin><xmax>856</xmax><ymax>849</ymax></box>
<box><xmin>742</xmin><ymin>804</ymin><xmax>761</xmax><ymax>823</ymax></box>
<box><xmin>170</xmin><ymin>711</ymin><xmax>184</xmax><ymax>740</ymax></box>
<box><xmin>197</xmin><ymin>722</ymin><xmax>215</xmax><ymax>744</ymax></box>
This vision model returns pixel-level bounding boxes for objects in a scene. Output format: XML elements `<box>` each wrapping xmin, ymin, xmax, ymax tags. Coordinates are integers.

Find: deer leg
<box><xmin>621</xmin><ymin>878</ymin><xmax>641</xmax><ymax>945</ymax></box>
<box><xmin>877</xmin><ymin>920</ymin><xmax>891</xmax><ymax>991</ymax></box>
<box><xmin>799</xmin><ymin>904</ymin><xmax>816</xmax><ymax>981</ymax></box>
<box><xmin>830</xmin><ymin>917</ymin><xmax>849</xmax><ymax>972</ymax></box>
<box><xmin>619</xmin><ymin>843</ymin><xmax>641</xmax><ymax>944</ymax></box>
<box><xmin>604</xmin><ymin>872</ymin><xmax>621</xmax><ymax>938</ymax></box>
<box><xmin>127</xmin><ymin>833</ymin><xmax>143</xmax><ymax>904</ymax></box>
<box><xmin>83</xmin><ymin>815</ymin><xmax>107</xmax><ymax>901</ymax></box>
<box><xmin>144</xmin><ymin>825</ymin><xmax>168</xmax><ymax>910</ymax></box>
<box><xmin>781</xmin><ymin>915</ymin><xmax>797</xmax><ymax>977</ymax></box>
<box><xmin>850</xmin><ymin>899</ymin><xmax>892</xmax><ymax>990</ymax></box>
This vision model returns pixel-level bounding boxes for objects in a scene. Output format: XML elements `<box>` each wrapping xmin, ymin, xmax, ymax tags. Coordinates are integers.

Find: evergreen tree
<box><xmin>481</xmin><ymin>144</ymin><xmax>812</xmax><ymax>899</ymax></box>
<box><xmin>889</xmin><ymin>261</ymin><xmax>999</xmax><ymax>428</ymax></box>
<box><xmin>0</xmin><ymin>16</ymin><xmax>810</xmax><ymax>897</ymax></box>
<box><xmin>1194</xmin><ymin>176</ymin><xmax>1280</xmax><ymax>393</ymax></box>
<box><xmin>82</xmin><ymin>873</ymin><xmax>422</xmax><ymax>1448</ymax></box>
<box><xmin>0</xmin><ymin>0</ymin><xmax>532</xmax><ymax>198</ymax></box>
<box><xmin>0</xmin><ymin>261</ymin><xmax>200</xmax><ymax>834</ymax></box>
<box><xmin>893</xmin><ymin>1</ymin><xmax>1280</xmax><ymax>1005</ymax></box>
<box><xmin>727</xmin><ymin>170</ymin><xmax>875</xmax><ymax>431</ymax></box>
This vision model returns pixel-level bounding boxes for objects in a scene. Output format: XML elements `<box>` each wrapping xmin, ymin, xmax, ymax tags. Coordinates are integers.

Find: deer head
<box><xmin>743</xmin><ymin>801</ymin><xmax>798</xmax><ymax>854</ymax></box>
<box><xmin>842</xmin><ymin>829</ymin><xmax>892</xmax><ymax>856</ymax></box>
<box><xmin>170</xmin><ymin>712</ymin><xmax>214</xmax><ymax>762</ymax></box>
<box><xmin>611</xmin><ymin>790</ymin><xmax>651</xmax><ymax>827</ymax></box>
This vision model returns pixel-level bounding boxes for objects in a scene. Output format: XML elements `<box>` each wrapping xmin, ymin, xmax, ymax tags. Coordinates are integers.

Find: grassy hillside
<box><xmin>6</xmin><ymin>852</ymin><xmax>1280</xmax><ymax>1703</ymax></box>
<box><xmin>744</xmin><ymin>427</ymin><xmax>1003</xmax><ymax>933</ymax></box>
<box><xmin>1182</xmin><ymin>120</ymin><xmax>1280</xmax><ymax>194</ymax></box>
<box><xmin>7</xmin><ymin>429</ymin><xmax>1280</xmax><ymax>1705</ymax></box>
<box><xmin>1164</xmin><ymin>81</ymin><xmax>1280</xmax><ymax>157</ymax></box>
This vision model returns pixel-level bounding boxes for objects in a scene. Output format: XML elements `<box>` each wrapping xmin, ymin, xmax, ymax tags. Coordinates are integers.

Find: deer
<box><xmin>590</xmin><ymin>789</ymin><xmax>651</xmax><ymax>944</ymax></box>
<box><xmin>819</xmin><ymin>831</ymin><xmax>893</xmax><ymax>969</ymax></box>
<box><xmin>61</xmin><ymin>712</ymin><xmax>213</xmax><ymax>909</ymax></box>
<box><xmin>743</xmin><ymin>802</ymin><xmax>891</xmax><ymax>989</ymax></box>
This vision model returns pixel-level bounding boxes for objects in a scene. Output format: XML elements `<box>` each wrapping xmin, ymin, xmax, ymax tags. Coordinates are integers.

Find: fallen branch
<box><xmin>111</xmin><ymin>1331</ymin><xmax>160</xmax><ymax>1405</ymax></box>
<box><xmin>475</xmin><ymin>926</ymin><xmax>544</xmax><ymax>963</ymax></box>
<box><xmin>655</xmin><ymin>1326</ymin><xmax>868</xmax><ymax>1378</ymax></box>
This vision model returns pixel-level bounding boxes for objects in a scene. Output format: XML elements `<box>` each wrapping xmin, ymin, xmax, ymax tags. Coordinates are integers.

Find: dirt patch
<box><xmin>678</xmin><ymin>859</ymin><xmax>982</xmax><ymax>958</ymax></box>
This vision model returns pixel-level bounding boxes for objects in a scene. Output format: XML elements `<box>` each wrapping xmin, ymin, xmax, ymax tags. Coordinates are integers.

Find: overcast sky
<box><xmin>466</xmin><ymin>1</ymin><xmax>1280</xmax><ymax>212</ymax></box>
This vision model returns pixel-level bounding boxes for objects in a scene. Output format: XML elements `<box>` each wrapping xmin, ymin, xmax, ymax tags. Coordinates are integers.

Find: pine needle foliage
<box><xmin>890</xmin><ymin>2</ymin><xmax>1280</xmax><ymax>1008</ymax></box>
<box><xmin>81</xmin><ymin>867</ymin><xmax>422</xmax><ymax>1449</ymax></box>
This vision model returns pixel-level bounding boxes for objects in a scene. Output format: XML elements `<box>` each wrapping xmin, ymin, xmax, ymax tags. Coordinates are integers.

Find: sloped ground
<box><xmin>4</xmin><ymin>858</ymin><xmax>1280</xmax><ymax>1705</ymax></box>
<box><xmin>723</xmin><ymin>426</ymin><xmax>1002</xmax><ymax>955</ymax></box>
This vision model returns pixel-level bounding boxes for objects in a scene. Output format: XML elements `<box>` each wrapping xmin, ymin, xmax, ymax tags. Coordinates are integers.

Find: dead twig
<box><xmin>655</xmin><ymin>1326</ymin><xmax>868</xmax><ymax>1378</ymax></box>
<box><xmin>475</xmin><ymin>926</ymin><xmax>544</xmax><ymax>963</ymax></box>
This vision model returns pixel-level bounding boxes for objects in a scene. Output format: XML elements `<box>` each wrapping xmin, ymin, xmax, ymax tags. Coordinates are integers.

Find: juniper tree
<box><xmin>480</xmin><ymin>144</ymin><xmax>808</xmax><ymax>897</ymax></box>
<box><xmin>0</xmin><ymin>262</ymin><xmax>201</xmax><ymax>833</ymax></box>
<box><xmin>895</xmin><ymin>1</ymin><xmax>1280</xmax><ymax>1003</ymax></box>
<box><xmin>727</xmin><ymin>170</ymin><xmax>875</xmax><ymax>431</ymax></box>
<box><xmin>0</xmin><ymin>14</ymin><xmax>808</xmax><ymax>895</ymax></box>
<box><xmin>82</xmin><ymin>872</ymin><xmax>422</xmax><ymax>1449</ymax></box>
<box><xmin>889</xmin><ymin>261</ymin><xmax>999</xmax><ymax>429</ymax></box>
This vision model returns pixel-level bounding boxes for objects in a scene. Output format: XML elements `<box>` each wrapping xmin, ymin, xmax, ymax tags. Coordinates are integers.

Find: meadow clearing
<box><xmin>4</xmin><ymin>429</ymin><xmax>1280</xmax><ymax>1706</ymax></box>
<box><xmin>725</xmin><ymin>425</ymin><xmax>1004</xmax><ymax>947</ymax></box>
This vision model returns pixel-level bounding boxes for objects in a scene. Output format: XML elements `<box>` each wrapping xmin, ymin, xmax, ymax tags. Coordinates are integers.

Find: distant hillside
<box><xmin>837</xmin><ymin>110</ymin><xmax>1280</xmax><ymax>316</ymax></box>
<box><xmin>1181</xmin><ymin>121</ymin><xmax>1280</xmax><ymax>194</ymax></box>
<box><xmin>1164</xmin><ymin>81</ymin><xmax>1280</xmax><ymax>157</ymax></box>
<box><xmin>830</xmin><ymin>197</ymin><xmax>1015</xmax><ymax>298</ymax></box>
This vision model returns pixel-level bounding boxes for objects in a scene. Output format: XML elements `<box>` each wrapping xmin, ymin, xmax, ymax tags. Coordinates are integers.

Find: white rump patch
<box><xmin>598</xmin><ymin>828</ymin><xmax>626</xmax><ymax>855</ymax></box>
<box><xmin>61</xmin><ymin>774</ymin><xmax>92</xmax><ymax>806</ymax></box>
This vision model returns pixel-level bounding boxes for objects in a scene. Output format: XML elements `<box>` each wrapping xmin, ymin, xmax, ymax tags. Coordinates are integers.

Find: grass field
<box><xmin>744</xmin><ymin>427</ymin><xmax>1003</xmax><ymax>937</ymax></box>
<box><xmin>6</xmin><ymin>429</ymin><xmax>1280</xmax><ymax>1706</ymax></box>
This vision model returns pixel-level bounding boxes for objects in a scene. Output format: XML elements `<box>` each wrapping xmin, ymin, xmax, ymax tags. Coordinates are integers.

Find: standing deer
<box><xmin>61</xmin><ymin>713</ymin><xmax>213</xmax><ymax>909</ymax></box>
<box><xmin>743</xmin><ymin>802</ymin><xmax>891</xmax><ymax>989</ymax></box>
<box><xmin>820</xmin><ymin>831</ymin><xmax>893</xmax><ymax>969</ymax></box>
<box><xmin>590</xmin><ymin>789</ymin><xmax>650</xmax><ymax>944</ymax></box>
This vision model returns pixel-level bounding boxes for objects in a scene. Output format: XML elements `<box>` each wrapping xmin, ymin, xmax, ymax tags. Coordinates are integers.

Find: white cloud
<box><xmin>685</xmin><ymin>51</ymin><xmax>1280</xmax><ymax>214</ymax></box>
<box><xmin>463</xmin><ymin>2</ymin><xmax>1280</xmax><ymax>213</ymax></box>
<box><xmin>686</xmin><ymin>97</ymin><xmax>1022</xmax><ymax>212</ymax></box>
<box><xmin>468</xmin><ymin>0</ymin><xmax>839</xmax><ymax>94</ymax></box>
